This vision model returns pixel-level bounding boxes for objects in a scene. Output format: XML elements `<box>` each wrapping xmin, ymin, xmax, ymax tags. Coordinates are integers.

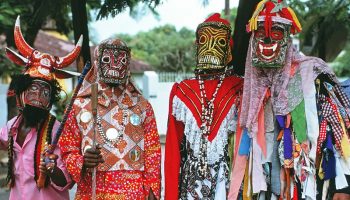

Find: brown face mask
<box><xmin>97</xmin><ymin>40</ymin><xmax>131</xmax><ymax>85</ymax></box>
<box><xmin>21</xmin><ymin>80</ymin><xmax>51</xmax><ymax>110</ymax></box>
<box><xmin>196</xmin><ymin>22</ymin><xmax>232</xmax><ymax>72</ymax></box>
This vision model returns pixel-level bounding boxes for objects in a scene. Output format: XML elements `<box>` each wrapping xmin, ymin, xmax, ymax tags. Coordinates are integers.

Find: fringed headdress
<box><xmin>247</xmin><ymin>0</ymin><xmax>302</xmax><ymax>35</ymax></box>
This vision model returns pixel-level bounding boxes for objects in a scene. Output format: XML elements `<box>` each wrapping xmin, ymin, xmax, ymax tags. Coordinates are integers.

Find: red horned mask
<box><xmin>5</xmin><ymin>16</ymin><xmax>82</xmax><ymax>81</ymax></box>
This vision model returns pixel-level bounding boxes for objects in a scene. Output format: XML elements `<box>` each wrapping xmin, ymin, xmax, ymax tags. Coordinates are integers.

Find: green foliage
<box><xmin>95</xmin><ymin>0</ymin><xmax>162</xmax><ymax>20</ymax></box>
<box><xmin>53</xmin><ymin>91</ymin><xmax>73</xmax><ymax>121</ymax></box>
<box><xmin>0</xmin><ymin>2</ymin><xmax>31</xmax><ymax>33</ymax></box>
<box><xmin>289</xmin><ymin>0</ymin><xmax>350</xmax><ymax>58</ymax></box>
<box><xmin>117</xmin><ymin>24</ymin><xmax>196</xmax><ymax>72</ymax></box>
<box><xmin>289</xmin><ymin>0</ymin><xmax>350</xmax><ymax>76</ymax></box>
<box><xmin>332</xmin><ymin>42</ymin><xmax>350</xmax><ymax>77</ymax></box>
<box><xmin>221</xmin><ymin>7</ymin><xmax>238</xmax><ymax>31</ymax></box>
<box><xmin>0</xmin><ymin>2</ymin><xmax>30</xmax><ymax>77</ymax></box>
<box><xmin>0</xmin><ymin>53</ymin><xmax>21</xmax><ymax>78</ymax></box>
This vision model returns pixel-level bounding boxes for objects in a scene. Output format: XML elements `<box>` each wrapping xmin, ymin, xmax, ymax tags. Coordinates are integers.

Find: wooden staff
<box><xmin>37</xmin><ymin>62</ymin><xmax>91</xmax><ymax>188</ymax></box>
<box><xmin>91</xmin><ymin>83</ymin><xmax>98</xmax><ymax>200</ymax></box>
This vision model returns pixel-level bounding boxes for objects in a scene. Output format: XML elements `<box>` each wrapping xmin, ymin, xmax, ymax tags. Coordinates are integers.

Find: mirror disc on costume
<box><xmin>84</xmin><ymin>145</ymin><xmax>92</xmax><ymax>153</ymax></box>
<box><xmin>81</xmin><ymin>111</ymin><xmax>92</xmax><ymax>123</ymax></box>
<box><xmin>129</xmin><ymin>149</ymin><xmax>141</xmax><ymax>162</ymax></box>
<box><xmin>130</xmin><ymin>114</ymin><xmax>141</xmax><ymax>126</ymax></box>
<box><xmin>106</xmin><ymin>128</ymin><xmax>119</xmax><ymax>140</ymax></box>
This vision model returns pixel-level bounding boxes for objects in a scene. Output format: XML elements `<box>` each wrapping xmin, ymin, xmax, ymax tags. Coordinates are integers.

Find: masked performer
<box><xmin>59</xmin><ymin>38</ymin><xmax>161</xmax><ymax>200</ymax></box>
<box><xmin>0</xmin><ymin>16</ymin><xmax>81</xmax><ymax>200</ymax></box>
<box><xmin>164</xmin><ymin>13</ymin><xmax>243</xmax><ymax>199</ymax></box>
<box><xmin>229</xmin><ymin>1</ymin><xmax>350</xmax><ymax>199</ymax></box>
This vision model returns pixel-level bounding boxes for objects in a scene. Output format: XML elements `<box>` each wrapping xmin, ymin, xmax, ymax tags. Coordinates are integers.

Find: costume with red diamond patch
<box><xmin>59</xmin><ymin>38</ymin><xmax>161</xmax><ymax>200</ymax></box>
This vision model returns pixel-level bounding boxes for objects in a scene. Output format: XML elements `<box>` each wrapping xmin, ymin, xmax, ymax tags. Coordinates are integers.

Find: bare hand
<box><xmin>39</xmin><ymin>153</ymin><xmax>58</xmax><ymax>176</ymax></box>
<box><xmin>83</xmin><ymin>145</ymin><xmax>104</xmax><ymax>169</ymax></box>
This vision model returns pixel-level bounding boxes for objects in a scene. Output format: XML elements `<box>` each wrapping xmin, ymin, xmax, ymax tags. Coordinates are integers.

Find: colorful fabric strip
<box><xmin>276</xmin><ymin>115</ymin><xmax>293</xmax><ymax>159</ymax></box>
<box><xmin>322</xmin><ymin>133</ymin><xmax>336</xmax><ymax>180</ymax></box>
<box><xmin>291</xmin><ymin>100</ymin><xmax>307</xmax><ymax>143</ymax></box>
<box><xmin>34</xmin><ymin>114</ymin><xmax>55</xmax><ymax>186</ymax></box>
<box><xmin>239</xmin><ymin>129</ymin><xmax>251</xmax><ymax>156</ymax></box>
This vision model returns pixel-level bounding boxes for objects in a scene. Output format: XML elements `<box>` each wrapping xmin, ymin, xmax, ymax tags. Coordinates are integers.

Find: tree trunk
<box><xmin>224</xmin><ymin>0</ymin><xmax>230</xmax><ymax>20</ymax></box>
<box><xmin>71</xmin><ymin>0</ymin><xmax>91</xmax><ymax>73</ymax></box>
<box><xmin>318</xmin><ymin>19</ymin><xmax>326</xmax><ymax>60</ymax></box>
<box><xmin>231</xmin><ymin>0</ymin><xmax>260</xmax><ymax>76</ymax></box>
<box><xmin>26</xmin><ymin>0</ymin><xmax>54</xmax><ymax>45</ymax></box>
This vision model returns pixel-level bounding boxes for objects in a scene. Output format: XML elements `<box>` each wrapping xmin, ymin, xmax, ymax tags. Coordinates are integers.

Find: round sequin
<box><xmin>106</xmin><ymin>128</ymin><xmax>120</xmax><ymax>140</ymax></box>
<box><xmin>130</xmin><ymin>114</ymin><xmax>140</xmax><ymax>126</ymax></box>
<box><xmin>81</xmin><ymin>111</ymin><xmax>92</xmax><ymax>123</ymax></box>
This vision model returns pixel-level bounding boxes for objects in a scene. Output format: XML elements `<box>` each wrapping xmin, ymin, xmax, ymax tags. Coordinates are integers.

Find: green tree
<box><xmin>0</xmin><ymin>0</ymin><xmax>163</xmax><ymax>74</ymax></box>
<box><xmin>332</xmin><ymin>40</ymin><xmax>350</xmax><ymax>77</ymax></box>
<box><xmin>0</xmin><ymin>0</ymin><xmax>76</xmax><ymax>76</ymax></box>
<box><xmin>94</xmin><ymin>0</ymin><xmax>161</xmax><ymax>20</ymax></box>
<box><xmin>290</xmin><ymin>0</ymin><xmax>350</xmax><ymax>61</ymax></box>
<box><xmin>290</xmin><ymin>0</ymin><xmax>350</xmax><ymax>76</ymax></box>
<box><xmin>117</xmin><ymin>24</ymin><xmax>196</xmax><ymax>72</ymax></box>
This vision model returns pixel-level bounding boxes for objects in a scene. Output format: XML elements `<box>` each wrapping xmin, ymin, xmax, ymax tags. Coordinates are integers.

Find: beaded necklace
<box><xmin>197</xmin><ymin>72</ymin><xmax>226</xmax><ymax>177</ymax></box>
<box><xmin>198</xmin><ymin>73</ymin><xmax>225</xmax><ymax>136</ymax></box>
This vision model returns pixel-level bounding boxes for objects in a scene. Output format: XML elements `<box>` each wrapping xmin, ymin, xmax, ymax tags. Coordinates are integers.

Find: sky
<box><xmin>91</xmin><ymin>0</ymin><xmax>239</xmax><ymax>41</ymax></box>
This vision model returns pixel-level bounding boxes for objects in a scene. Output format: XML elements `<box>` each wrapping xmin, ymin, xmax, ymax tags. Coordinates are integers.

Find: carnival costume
<box><xmin>0</xmin><ymin>16</ymin><xmax>81</xmax><ymax>200</ymax></box>
<box><xmin>164</xmin><ymin>13</ymin><xmax>243</xmax><ymax>200</ymax></box>
<box><xmin>59</xmin><ymin>38</ymin><xmax>161</xmax><ymax>200</ymax></box>
<box><xmin>228</xmin><ymin>1</ymin><xmax>350</xmax><ymax>199</ymax></box>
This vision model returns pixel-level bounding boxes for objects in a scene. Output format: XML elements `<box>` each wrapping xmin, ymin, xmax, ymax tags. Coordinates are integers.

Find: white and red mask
<box><xmin>252</xmin><ymin>21</ymin><xmax>291</xmax><ymax>68</ymax></box>
<box><xmin>246</xmin><ymin>0</ymin><xmax>302</xmax><ymax>68</ymax></box>
<box><xmin>21</xmin><ymin>80</ymin><xmax>51</xmax><ymax>110</ymax></box>
<box><xmin>96</xmin><ymin>39</ymin><xmax>131</xmax><ymax>85</ymax></box>
<box><xmin>5</xmin><ymin>16</ymin><xmax>82</xmax><ymax>82</ymax></box>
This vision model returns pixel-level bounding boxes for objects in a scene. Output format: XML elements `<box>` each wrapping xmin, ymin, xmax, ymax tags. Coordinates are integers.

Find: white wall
<box><xmin>131</xmin><ymin>73</ymin><xmax>144</xmax><ymax>92</ymax></box>
<box><xmin>148</xmin><ymin>82</ymin><xmax>174</xmax><ymax>136</ymax></box>
<box><xmin>0</xmin><ymin>84</ymin><xmax>8</xmax><ymax>126</ymax></box>
<box><xmin>142</xmin><ymin>71</ymin><xmax>174</xmax><ymax>136</ymax></box>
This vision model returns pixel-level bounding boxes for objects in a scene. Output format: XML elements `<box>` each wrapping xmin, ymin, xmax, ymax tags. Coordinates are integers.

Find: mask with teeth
<box><xmin>195</xmin><ymin>20</ymin><xmax>232</xmax><ymax>72</ymax></box>
<box><xmin>252</xmin><ymin>21</ymin><xmax>291</xmax><ymax>68</ymax></box>
<box><xmin>21</xmin><ymin>80</ymin><xmax>51</xmax><ymax>110</ymax></box>
<box><xmin>97</xmin><ymin>39</ymin><xmax>131</xmax><ymax>85</ymax></box>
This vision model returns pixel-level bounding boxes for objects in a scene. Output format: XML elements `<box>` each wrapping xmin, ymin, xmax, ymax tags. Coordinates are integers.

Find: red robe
<box><xmin>164</xmin><ymin>76</ymin><xmax>243</xmax><ymax>199</ymax></box>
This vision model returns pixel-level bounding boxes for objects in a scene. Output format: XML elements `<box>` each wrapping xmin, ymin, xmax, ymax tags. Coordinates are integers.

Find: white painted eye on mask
<box><xmin>102</xmin><ymin>55</ymin><xmax>110</xmax><ymax>63</ymax></box>
<box><xmin>120</xmin><ymin>53</ymin><xmax>127</xmax><ymax>65</ymax></box>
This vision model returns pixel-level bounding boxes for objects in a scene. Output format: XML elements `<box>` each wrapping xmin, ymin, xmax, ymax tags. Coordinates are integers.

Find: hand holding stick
<box><xmin>37</xmin><ymin>62</ymin><xmax>91</xmax><ymax>188</ymax></box>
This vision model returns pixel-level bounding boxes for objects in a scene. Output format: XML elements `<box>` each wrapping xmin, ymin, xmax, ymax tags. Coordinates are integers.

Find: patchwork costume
<box><xmin>165</xmin><ymin>14</ymin><xmax>243</xmax><ymax>199</ymax></box>
<box><xmin>229</xmin><ymin>1</ymin><xmax>350</xmax><ymax>199</ymax></box>
<box><xmin>59</xmin><ymin>39</ymin><xmax>161</xmax><ymax>199</ymax></box>
<box><xmin>1</xmin><ymin>16</ymin><xmax>81</xmax><ymax>200</ymax></box>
